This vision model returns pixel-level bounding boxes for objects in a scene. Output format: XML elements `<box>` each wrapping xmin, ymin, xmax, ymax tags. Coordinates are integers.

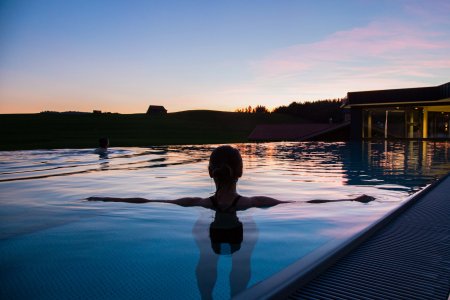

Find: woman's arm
<box><xmin>248</xmin><ymin>196</ymin><xmax>292</xmax><ymax>208</ymax></box>
<box><xmin>307</xmin><ymin>195</ymin><xmax>375</xmax><ymax>204</ymax></box>
<box><xmin>87</xmin><ymin>197</ymin><xmax>154</xmax><ymax>203</ymax></box>
<box><xmin>87</xmin><ymin>196</ymin><xmax>212</xmax><ymax>208</ymax></box>
<box><xmin>245</xmin><ymin>194</ymin><xmax>375</xmax><ymax>208</ymax></box>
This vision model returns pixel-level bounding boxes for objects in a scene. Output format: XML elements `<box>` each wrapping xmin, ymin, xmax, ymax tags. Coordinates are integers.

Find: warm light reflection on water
<box><xmin>0</xmin><ymin>141</ymin><xmax>449</xmax><ymax>299</ymax></box>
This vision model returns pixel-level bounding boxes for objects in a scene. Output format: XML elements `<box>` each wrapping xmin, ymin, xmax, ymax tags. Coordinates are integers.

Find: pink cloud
<box><xmin>224</xmin><ymin>3</ymin><xmax>450</xmax><ymax>108</ymax></box>
<box><xmin>403</xmin><ymin>0</ymin><xmax>450</xmax><ymax>25</ymax></box>
<box><xmin>256</xmin><ymin>20</ymin><xmax>450</xmax><ymax>78</ymax></box>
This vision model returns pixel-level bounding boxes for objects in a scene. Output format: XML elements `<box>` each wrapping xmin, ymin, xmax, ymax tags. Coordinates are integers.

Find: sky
<box><xmin>1</xmin><ymin>0</ymin><xmax>449</xmax><ymax>114</ymax></box>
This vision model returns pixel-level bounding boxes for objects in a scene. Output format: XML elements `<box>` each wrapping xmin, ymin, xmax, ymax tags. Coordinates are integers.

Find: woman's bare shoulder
<box><xmin>170</xmin><ymin>197</ymin><xmax>213</xmax><ymax>208</ymax></box>
<box><xmin>237</xmin><ymin>196</ymin><xmax>291</xmax><ymax>209</ymax></box>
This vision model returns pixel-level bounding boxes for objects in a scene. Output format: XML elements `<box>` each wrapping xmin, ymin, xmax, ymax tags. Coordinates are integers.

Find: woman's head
<box><xmin>209</xmin><ymin>146</ymin><xmax>243</xmax><ymax>186</ymax></box>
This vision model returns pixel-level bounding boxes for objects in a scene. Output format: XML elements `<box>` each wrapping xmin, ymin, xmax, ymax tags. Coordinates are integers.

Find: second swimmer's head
<box><xmin>208</xmin><ymin>145</ymin><xmax>243</xmax><ymax>185</ymax></box>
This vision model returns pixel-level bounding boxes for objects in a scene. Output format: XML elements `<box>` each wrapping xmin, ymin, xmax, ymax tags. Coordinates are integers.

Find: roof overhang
<box><xmin>343</xmin><ymin>98</ymin><xmax>450</xmax><ymax>109</ymax></box>
<box><xmin>344</xmin><ymin>82</ymin><xmax>450</xmax><ymax>109</ymax></box>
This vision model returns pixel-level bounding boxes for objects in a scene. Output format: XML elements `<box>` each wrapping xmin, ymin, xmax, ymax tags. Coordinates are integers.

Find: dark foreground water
<box><xmin>0</xmin><ymin>141</ymin><xmax>449</xmax><ymax>299</ymax></box>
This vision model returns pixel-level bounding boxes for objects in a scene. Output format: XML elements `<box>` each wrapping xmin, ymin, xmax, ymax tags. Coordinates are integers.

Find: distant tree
<box><xmin>253</xmin><ymin>105</ymin><xmax>269</xmax><ymax>113</ymax></box>
<box><xmin>235</xmin><ymin>99</ymin><xmax>345</xmax><ymax>121</ymax></box>
<box><xmin>235</xmin><ymin>105</ymin><xmax>269</xmax><ymax>114</ymax></box>
<box><xmin>273</xmin><ymin>99</ymin><xmax>345</xmax><ymax>122</ymax></box>
<box><xmin>40</xmin><ymin>110</ymin><xmax>59</xmax><ymax>114</ymax></box>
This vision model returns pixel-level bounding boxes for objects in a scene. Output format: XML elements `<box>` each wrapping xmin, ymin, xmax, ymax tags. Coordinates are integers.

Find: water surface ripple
<box><xmin>0</xmin><ymin>141</ymin><xmax>449</xmax><ymax>300</ymax></box>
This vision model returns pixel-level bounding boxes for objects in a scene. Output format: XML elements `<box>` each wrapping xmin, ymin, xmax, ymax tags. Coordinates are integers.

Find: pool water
<box><xmin>0</xmin><ymin>141</ymin><xmax>449</xmax><ymax>299</ymax></box>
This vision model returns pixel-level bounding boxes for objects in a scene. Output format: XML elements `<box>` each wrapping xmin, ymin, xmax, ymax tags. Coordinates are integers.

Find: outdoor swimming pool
<box><xmin>1</xmin><ymin>141</ymin><xmax>449</xmax><ymax>299</ymax></box>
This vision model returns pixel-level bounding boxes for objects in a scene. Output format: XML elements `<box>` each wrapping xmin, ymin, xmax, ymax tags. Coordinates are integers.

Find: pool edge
<box><xmin>233</xmin><ymin>172</ymin><xmax>450</xmax><ymax>300</ymax></box>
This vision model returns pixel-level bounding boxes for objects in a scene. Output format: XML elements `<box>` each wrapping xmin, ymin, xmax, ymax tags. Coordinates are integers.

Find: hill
<box><xmin>0</xmin><ymin>110</ymin><xmax>302</xmax><ymax>150</ymax></box>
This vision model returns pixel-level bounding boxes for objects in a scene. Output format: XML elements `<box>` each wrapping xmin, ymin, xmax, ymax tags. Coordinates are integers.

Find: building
<box><xmin>146</xmin><ymin>105</ymin><xmax>167</xmax><ymax>115</ymax></box>
<box><xmin>343</xmin><ymin>82</ymin><xmax>450</xmax><ymax>140</ymax></box>
<box><xmin>248</xmin><ymin>123</ymin><xmax>350</xmax><ymax>141</ymax></box>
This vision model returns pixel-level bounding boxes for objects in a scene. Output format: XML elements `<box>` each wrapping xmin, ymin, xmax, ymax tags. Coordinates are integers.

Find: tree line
<box><xmin>235</xmin><ymin>99</ymin><xmax>346</xmax><ymax>123</ymax></box>
<box><xmin>235</xmin><ymin>105</ymin><xmax>270</xmax><ymax>114</ymax></box>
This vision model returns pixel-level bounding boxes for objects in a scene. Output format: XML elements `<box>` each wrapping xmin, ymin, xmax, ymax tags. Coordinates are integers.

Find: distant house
<box><xmin>146</xmin><ymin>105</ymin><xmax>167</xmax><ymax>115</ymax></box>
<box><xmin>342</xmin><ymin>82</ymin><xmax>450</xmax><ymax>140</ymax></box>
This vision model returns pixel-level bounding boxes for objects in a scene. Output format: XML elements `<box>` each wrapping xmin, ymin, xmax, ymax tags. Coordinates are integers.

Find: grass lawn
<box><xmin>0</xmin><ymin>110</ymin><xmax>302</xmax><ymax>150</ymax></box>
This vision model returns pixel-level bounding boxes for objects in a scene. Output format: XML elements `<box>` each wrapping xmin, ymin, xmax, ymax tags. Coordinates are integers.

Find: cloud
<box><xmin>234</xmin><ymin>11</ymin><xmax>450</xmax><ymax>103</ymax></box>
<box><xmin>255</xmin><ymin>20</ymin><xmax>450</xmax><ymax>79</ymax></box>
<box><xmin>403</xmin><ymin>0</ymin><xmax>450</xmax><ymax>25</ymax></box>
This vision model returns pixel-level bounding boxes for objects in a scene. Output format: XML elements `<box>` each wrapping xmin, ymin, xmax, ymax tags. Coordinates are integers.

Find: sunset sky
<box><xmin>1</xmin><ymin>0</ymin><xmax>449</xmax><ymax>114</ymax></box>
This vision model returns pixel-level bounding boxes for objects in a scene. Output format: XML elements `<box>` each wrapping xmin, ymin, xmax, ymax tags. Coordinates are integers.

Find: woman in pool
<box><xmin>88</xmin><ymin>145</ymin><xmax>373</xmax><ymax>298</ymax></box>
<box><xmin>89</xmin><ymin>145</ymin><xmax>289</xmax><ymax>209</ymax></box>
<box><xmin>89</xmin><ymin>145</ymin><xmax>278</xmax><ymax>298</ymax></box>
<box><xmin>88</xmin><ymin>145</ymin><xmax>373</xmax><ymax>207</ymax></box>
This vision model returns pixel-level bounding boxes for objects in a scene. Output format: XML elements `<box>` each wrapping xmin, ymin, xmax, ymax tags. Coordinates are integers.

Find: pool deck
<box><xmin>234</xmin><ymin>172</ymin><xmax>450</xmax><ymax>300</ymax></box>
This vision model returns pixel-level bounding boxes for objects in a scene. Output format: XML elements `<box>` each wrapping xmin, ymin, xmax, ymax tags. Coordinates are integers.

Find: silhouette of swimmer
<box><xmin>94</xmin><ymin>137</ymin><xmax>109</xmax><ymax>157</ymax></box>
<box><xmin>87</xmin><ymin>145</ymin><xmax>375</xmax><ymax>298</ymax></box>
<box><xmin>88</xmin><ymin>146</ymin><xmax>291</xmax><ymax>208</ymax></box>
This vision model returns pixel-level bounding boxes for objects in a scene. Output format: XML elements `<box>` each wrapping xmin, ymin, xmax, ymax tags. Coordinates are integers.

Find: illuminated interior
<box><xmin>362</xmin><ymin>105</ymin><xmax>450</xmax><ymax>139</ymax></box>
<box><xmin>345</xmin><ymin>82</ymin><xmax>450</xmax><ymax>140</ymax></box>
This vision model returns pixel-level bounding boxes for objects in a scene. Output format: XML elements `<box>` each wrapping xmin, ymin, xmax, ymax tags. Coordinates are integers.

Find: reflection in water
<box><xmin>247</xmin><ymin>141</ymin><xmax>449</xmax><ymax>193</ymax></box>
<box><xmin>98</xmin><ymin>159</ymin><xmax>109</xmax><ymax>171</ymax></box>
<box><xmin>193</xmin><ymin>213</ymin><xmax>258</xmax><ymax>299</ymax></box>
<box><xmin>0</xmin><ymin>141</ymin><xmax>449</xmax><ymax>190</ymax></box>
<box><xmin>95</xmin><ymin>150</ymin><xmax>108</xmax><ymax>159</ymax></box>
<box><xmin>343</xmin><ymin>141</ymin><xmax>449</xmax><ymax>191</ymax></box>
<box><xmin>1</xmin><ymin>141</ymin><xmax>449</xmax><ymax>300</ymax></box>
<box><xmin>209</xmin><ymin>211</ymin><xmax>243</xmax><ymax>255</ymax></box>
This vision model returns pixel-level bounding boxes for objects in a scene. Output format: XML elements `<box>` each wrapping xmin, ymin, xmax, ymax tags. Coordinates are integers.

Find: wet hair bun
<box><xmin>209</xmin><ymin>145</ymin><xmax>243</xmax><ymax>184</ymax></box>
<box><xmin>212</xmin><ymin>164</ymin><xmax>234</xmax><ymax>182</ymax></box>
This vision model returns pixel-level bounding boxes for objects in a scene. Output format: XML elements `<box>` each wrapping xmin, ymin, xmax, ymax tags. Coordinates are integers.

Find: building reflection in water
<box><xmin>341</xmin><ymin>141</ymin><xmax>449</xmax><ymax>191</ymax></box>
<box><xmin>233</xmin><ymin>141</ymin><xmax>449</xmax><ymax>194</ymax></box>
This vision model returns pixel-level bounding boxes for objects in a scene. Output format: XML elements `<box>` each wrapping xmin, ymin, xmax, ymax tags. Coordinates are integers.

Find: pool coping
<box><xmin>233</xmin><ymin>172</ymin><xmax>450</xmax><ymax>300</ymax></box>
